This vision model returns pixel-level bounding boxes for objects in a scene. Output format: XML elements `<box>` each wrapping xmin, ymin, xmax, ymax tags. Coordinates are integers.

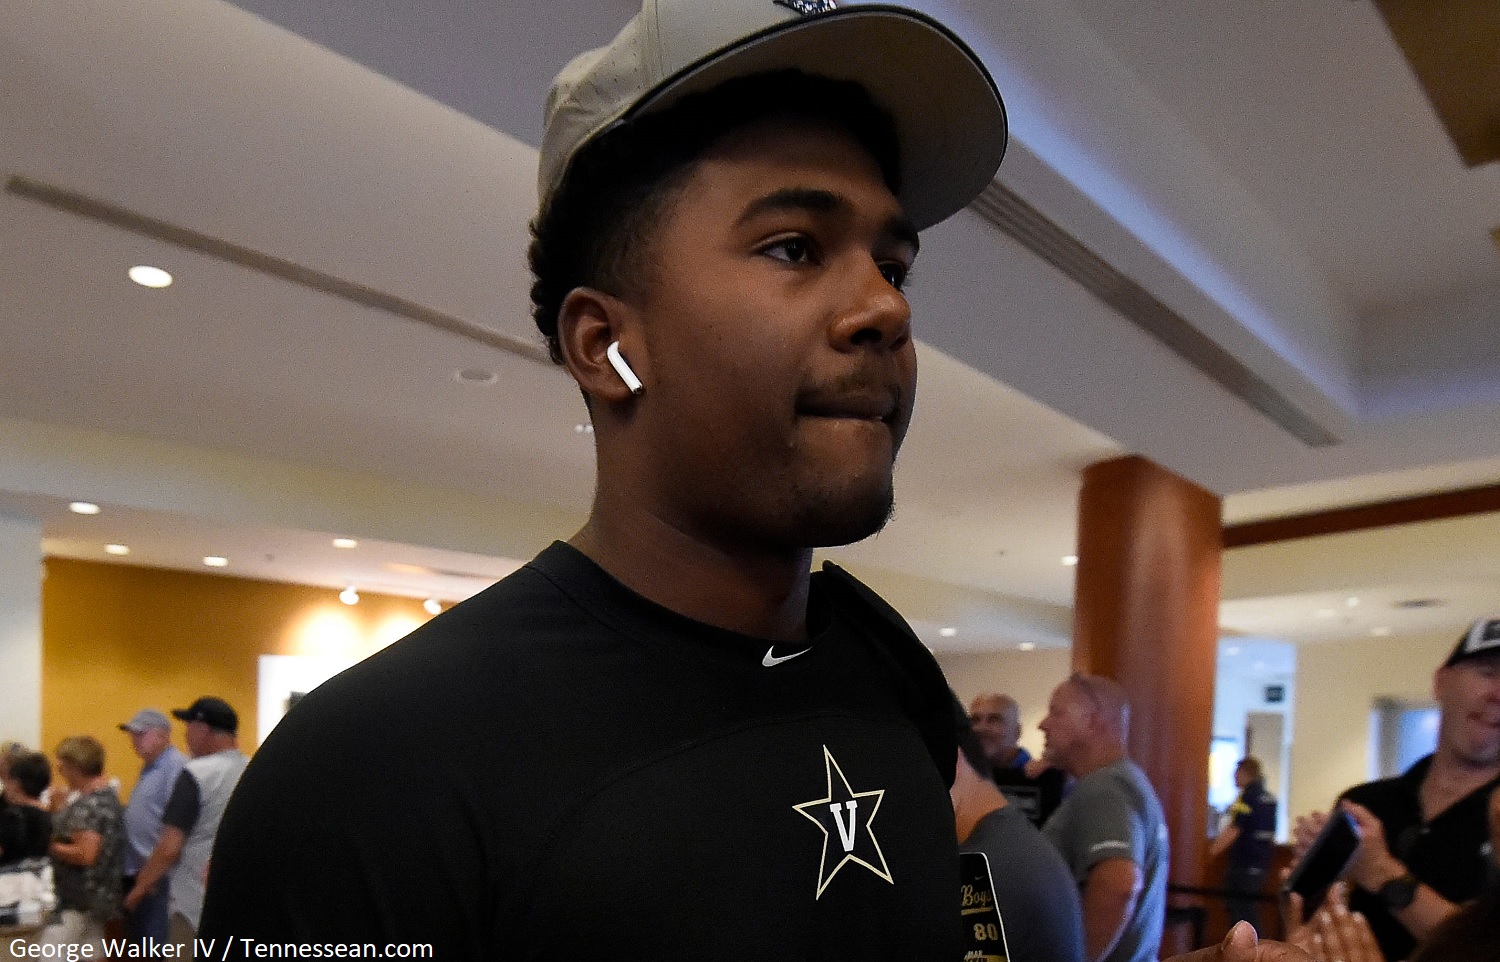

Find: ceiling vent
<box><xmin>1392</xmin><ymin>598</ymin><xmax>1446</xmax><ymax>609</ymax></box>
<box><xmin>969</xmin><ymin>180</ymin><xmax>1340</xmax><ymax>449</ymax></box>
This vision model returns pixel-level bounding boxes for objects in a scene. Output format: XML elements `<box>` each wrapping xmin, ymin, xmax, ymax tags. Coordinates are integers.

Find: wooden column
<box><xmin>1072</xmin><ymin>455</ymin><xmax>1221</xmax><ymax>889</ymax></box>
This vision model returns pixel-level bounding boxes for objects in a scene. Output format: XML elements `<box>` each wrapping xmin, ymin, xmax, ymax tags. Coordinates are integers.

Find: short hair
<box><xmin>55</xmin><ymin>735</ymin><xmax>105</xmax><ymax>778</ymax></box>
<box><xmin>1066</xmin><ymin>671</ymin><xmax>1131</xmax><ymax>738</ymax></box>
<box><xmin>952</xmin><ymin>694</ymin><xmax>994</xmax><ymax>781</ymax></box>
<box><xmin>528</xmin><ymin>69</ymin><xmax>901</xmax><ymax>364</ymax></box>
<box><xmin>8</xmin><ymin>751</ymin><xmax>51</xmax><ymax>798</ymax></box>
<box><xmin>1236</xmin><ymin>756</ymin><xmax>1263</xmax><ymax>781</ymax></box>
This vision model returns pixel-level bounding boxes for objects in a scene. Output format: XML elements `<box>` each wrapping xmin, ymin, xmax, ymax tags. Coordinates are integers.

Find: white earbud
<box><xmin>606</xmin><ymin>340</ymin><xmax>644</xmax><ymax>396</ymax></box>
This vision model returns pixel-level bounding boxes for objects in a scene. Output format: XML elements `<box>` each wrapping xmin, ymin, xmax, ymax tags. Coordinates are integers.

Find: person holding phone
<box><xmin>1292</xmin><ymin>617</ymin><xmax>1500</xmax><ymax>961</ymax></box>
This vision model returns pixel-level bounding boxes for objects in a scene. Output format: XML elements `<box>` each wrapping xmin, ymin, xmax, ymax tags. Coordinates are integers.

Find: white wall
<box><xmin>937</xmin><ymin>647</ymin><xmax>1073</xmax><ymax>759</ymax></box>
<box><xmin>0</xmin><ymin>512</ymin><xmax>42</xmax><ymax>746</ymax></box>
<box><xmin>1287</xmin><ymin>628</ymin><xmax>1456</xmax><ymax>821</ymax></box>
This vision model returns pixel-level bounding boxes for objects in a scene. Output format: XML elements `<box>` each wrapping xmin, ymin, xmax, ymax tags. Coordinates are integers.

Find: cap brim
<box><xmin>625</xmin><ymin>5</ymin><xmax>1006</xmax><ymax>232</ymax></box>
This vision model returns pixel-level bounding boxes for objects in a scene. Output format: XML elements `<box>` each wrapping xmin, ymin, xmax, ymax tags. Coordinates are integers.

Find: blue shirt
<box><xmin>123</xmin><ymin>745</ymin><xmax>186</xmax><ymax>874</ymax></box>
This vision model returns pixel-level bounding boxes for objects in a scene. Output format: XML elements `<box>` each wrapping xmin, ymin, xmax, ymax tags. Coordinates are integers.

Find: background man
<box><xmin>126</xmin><ymin>696</ymin><xmax>246</xmax><ymax>945</ymax></box>
<box><xmin>1210</xmin><ymin>756</ymin><xmax>1276</xmax><ymax>930</ymax></box>
<box><xmin>953</xmin><ymin>696</ymin><xmax>1085</xmax><ymax>962</ymax></box>
<box><xmin>117</xmin><ymin>708</ymin><xmax>186</xmax><ymax>944</ymax></box>
<box><xmin>1293</xmin><ymin>616</ymin><xmax>1500</xmax><ymax>961</ymax></box>
<box><xmin>1039</xmin><ymin>673</ymin><xmax>1169</xmax><ymax>962</ymax></box>
<box><xmin>971</xmin><ymin>691</ymin><xmax>1067</xmax><ymax>825</ymax></box>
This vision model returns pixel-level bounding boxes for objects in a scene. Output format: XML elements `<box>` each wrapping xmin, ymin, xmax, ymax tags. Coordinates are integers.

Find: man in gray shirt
<box><xmin>952</xmin><ymin>697</ymin><xmax>1085</xmax><ymax>962</ymax></box>
<box><xmin>1039</xmin><ymin>673</ymin><xmax>1168</xmax><ymax>962</ymax></box>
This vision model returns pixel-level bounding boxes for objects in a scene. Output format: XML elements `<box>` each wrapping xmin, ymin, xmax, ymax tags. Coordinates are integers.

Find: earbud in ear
<box><xmin>606</xmin><ymin>341</ymin><xmax>644</xmax><ymax>396</ymax></box>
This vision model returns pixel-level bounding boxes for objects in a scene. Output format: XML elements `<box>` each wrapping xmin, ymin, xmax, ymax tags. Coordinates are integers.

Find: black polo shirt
<box><xmin>1341</xmin><ymin>755</ymin><xmax>1499</xmax><ymax>962</ymax></box>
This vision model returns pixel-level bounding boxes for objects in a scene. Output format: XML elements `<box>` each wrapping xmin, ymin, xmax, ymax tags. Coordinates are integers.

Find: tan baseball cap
<box><xmin>538</xmin><ymin>0</ymin><xmax>1007</xmax><ymax>231</ymax></box>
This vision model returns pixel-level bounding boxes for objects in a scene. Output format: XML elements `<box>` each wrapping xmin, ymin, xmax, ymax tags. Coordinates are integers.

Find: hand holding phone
<box><xmin>1281</xmin><ymin>808</ymin><xmax>1359</xmax><ymax>915</ymax></box>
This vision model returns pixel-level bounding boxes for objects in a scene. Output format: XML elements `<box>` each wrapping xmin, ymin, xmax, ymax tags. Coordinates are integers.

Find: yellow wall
<box><xmin>41</xmin><ymin>558</ymin><xmax>437</xmax><ymax>798</ymax></box>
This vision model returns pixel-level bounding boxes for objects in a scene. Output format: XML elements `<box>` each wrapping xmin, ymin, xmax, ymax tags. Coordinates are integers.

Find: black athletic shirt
<box><xmin>1341</xmin><ymin>755</ymin><xmax>1500</xmax><ymax>962</ymax></box>
<box><xmin>200</xmin><ymin>542</ymin><xmax>962</xmax><ymax>960</ymax></box>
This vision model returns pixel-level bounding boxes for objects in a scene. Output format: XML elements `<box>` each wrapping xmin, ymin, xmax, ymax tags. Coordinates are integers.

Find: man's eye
<box><xmin>880</xmin><ymin>262</ymin><xmax>909</xmax><ymax>291</ymax></box>
<box><xmin>763</xmin><ymin>237</ymin><xmax>813</xmax><ymax>263</ymax></box>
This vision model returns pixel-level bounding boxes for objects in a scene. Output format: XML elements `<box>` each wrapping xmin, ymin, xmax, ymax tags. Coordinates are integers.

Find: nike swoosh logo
<box><xmin>762</xmin><ymin>646</ymin><xmax>812</xmax><ymax>667</ymax></box>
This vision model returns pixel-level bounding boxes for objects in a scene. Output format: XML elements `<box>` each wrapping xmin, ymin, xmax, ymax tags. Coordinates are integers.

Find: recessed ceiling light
<box><xmin>128</xmin><ymin>265</ymin><xmax>173</xmax><ymax>288</ymax></box>
<box><xmin>1061</xmin><ymin>555</ymin><xmax>1079</xmax><ymax>566</ymax></box>
<box><xmin>339</xmin><ymin>586</ymin><xmax>360</xmax><ymax>605</ymax></box>
<box><xmin>1371</xmin><ymin>626</ymin><xmax>1392</xmax><ymax>637</ymax></box>
<box><xmin>939</xmin><ymin>627</ymin><xmax>957</xmax><ymax>638</ymax></box>
<box><xmin>423</xmin><ymin>598</ymin><xmax>442</xmax><ymax>615</ymax></box>
<box><xmin>69</xmin><ymin>501</ymin><xmax>101</xmax><ymax>515</ymax></box>
<box><xmin>1345</xmin><ymin>597</ymin><xmax>1360</xmax><ymax>607</ymax></box>
<box><xmin>332</xmin><ymin>538</ymin><xmax>358</xmax><ymax>549</ymax></box>
<box><xmin>453</xmin><ymin>368</ymin><xmax>498</xmax><ymax>386</ymax></box>
<box><xmin>203</xmin><ymin>556</ymin><xmax>228</xmax><ymax>567</ymax></box>
<box><xmin>573</xmin><ymin>424</ymin><xmax>594</xmax><ymax>435</ymax></box>
<box><xmin>104</xmin><ymin>544</ymin><xmax>130</xmax><ymax>556</ymax></box>
<box><xmin>1018</xmin><ymin>642</ymin><xmax>1037</xmax><ymax>652</ymax></box>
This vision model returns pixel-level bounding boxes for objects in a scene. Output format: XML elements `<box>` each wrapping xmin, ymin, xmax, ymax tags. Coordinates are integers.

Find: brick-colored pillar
<box><xmin>1072</xmin><ymin>455</ymin><xmax>1221</xmax><ymax>890</ymax></box>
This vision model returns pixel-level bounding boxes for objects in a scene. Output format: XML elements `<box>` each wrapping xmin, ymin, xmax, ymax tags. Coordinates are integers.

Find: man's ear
<box><xmin>556</xmin><ymin>287</ymin><xmax>644</xmax><ymax>404</ymax></box>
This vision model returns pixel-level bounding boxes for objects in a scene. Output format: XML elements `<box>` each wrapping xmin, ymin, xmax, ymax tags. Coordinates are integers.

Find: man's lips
<box><xmin>795</xmin><ymin>388</ymin><xmax>901</xmax><ymax>424</ymax></box>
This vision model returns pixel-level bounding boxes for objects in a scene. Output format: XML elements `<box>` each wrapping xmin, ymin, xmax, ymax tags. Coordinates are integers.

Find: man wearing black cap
<box><xmin>1293</xmin><ymin>617</ymin><xmax>1500</xmax><ymax>961</ymax></box>
<box><xmin>126</xmin><ymin>696</ymin><xmax>246</xmax><ymax>946</ymax></box>
<box><xmin>200</xmin><ymin>3</ymin><xmax>1309</xmax><ymax>961</ymax></box>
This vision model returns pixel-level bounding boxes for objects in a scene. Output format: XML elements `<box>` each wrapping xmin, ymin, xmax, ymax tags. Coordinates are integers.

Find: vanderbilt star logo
<box><xmin>792</xmin><ymin>746</ymin><xmax>892</xmax><ymax>898</ymax></box>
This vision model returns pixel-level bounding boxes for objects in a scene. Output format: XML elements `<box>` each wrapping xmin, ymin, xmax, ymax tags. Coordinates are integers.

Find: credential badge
<box><xmin>774</xmin><ymin>0</ymin><xmax>839</xmax><ymax>16</ymax></box>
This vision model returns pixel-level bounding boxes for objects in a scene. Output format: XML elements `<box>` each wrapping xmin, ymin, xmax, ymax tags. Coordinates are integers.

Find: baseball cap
<box><xmin>118</xmin><ymin>708</ymin><xmax>171</xmax><ymax>734</ymax></box>
<box><xmin>172</xmin><ymin>696</ymin><xmax>238</xmax><ymax>734</ymax></box>
<box><xmin>539</xmin><ymin>0</ymin><xmax>1007</xmax><ymax>231</ymax></box>
<box><xmin>1444</xmin><ymin>617</ymin><xmax>1500</xmax><ymax>668</ymax></box>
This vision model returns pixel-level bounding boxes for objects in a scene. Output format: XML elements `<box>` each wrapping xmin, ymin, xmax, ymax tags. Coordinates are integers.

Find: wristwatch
<box><xmin>1377</xmin><ymin>872</ymin><xmax>1419</xmax><ymax>911</ymax></box>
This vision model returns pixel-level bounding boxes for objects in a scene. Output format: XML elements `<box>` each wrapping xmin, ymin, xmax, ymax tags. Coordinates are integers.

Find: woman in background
<box><xmin>41</xmin><ymin>736</ymin><xmax>124</xmax><ymax>952</ymax></box>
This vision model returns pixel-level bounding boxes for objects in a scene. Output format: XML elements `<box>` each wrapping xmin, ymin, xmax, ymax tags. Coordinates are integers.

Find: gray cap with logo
<box><xmin>538</xmin><ymin>0</ymin><xmax>1008</xmax><ymax>231</ymax></box>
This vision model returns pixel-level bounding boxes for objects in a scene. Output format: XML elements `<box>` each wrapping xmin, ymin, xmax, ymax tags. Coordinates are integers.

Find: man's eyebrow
<box><xmin>736</xmin><ymin>187</ymin><xmax>920</xmax><ymax>253</ymax></box>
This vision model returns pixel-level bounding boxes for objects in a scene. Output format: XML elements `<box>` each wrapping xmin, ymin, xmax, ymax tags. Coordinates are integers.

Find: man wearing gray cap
<box><xmin>200</xmin><ymin>3</ymin><xmax>1304</xmax><ymax>961</ymax></box>
<box><xmin>127</xmin><ymin>696</ymin><xmax>246</xmax><ymax>946</ymax></box>
<box><xmin>117</xmin><ymin>708</ymin><xmax>185</xmax><ymax>946</ymax></box>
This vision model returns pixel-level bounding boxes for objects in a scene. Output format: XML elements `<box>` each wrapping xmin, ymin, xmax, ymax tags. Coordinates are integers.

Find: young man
<box><xmin>1293</xmin><ymin>616</ymin><xmax>1500</xmax><ymax>962</ymax></box>
<box><xmin>1038</xmin><ymin>673</ymin><xmax>1169</xmax><ymax>962</ymax></box>
<box><xmin>201</xmin><ymin>1</ymin><xmax>1006</xmax><ymax>958</ymax></box>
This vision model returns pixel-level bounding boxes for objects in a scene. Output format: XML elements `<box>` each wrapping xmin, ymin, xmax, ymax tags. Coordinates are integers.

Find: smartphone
<box><xmin>1282</xmin><ymin>808</ymin><xmax>1359</xmax><ymax>914</ymax></box>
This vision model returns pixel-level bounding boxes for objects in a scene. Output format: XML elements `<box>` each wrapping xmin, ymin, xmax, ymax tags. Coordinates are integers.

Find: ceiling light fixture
<box><xmin>573</xmin><ymin>424</ymin><xmax>594</xmax><ymax>435</ymax></box>
<box><xmin>203</xmin><ymin>556</ymin><xmax>228</xmax><ymax>567</ymax></box>
<box><xmin>332</xmin><ymin>538</ymin><xmax>358</xmax><ymax>549</ymax></box>
<box><xmin>128</xmin><ymin>265</ymin><xmax>173</xmax><ymax>288</ymax></box>
<box><xmin>1345</xmin><ymin>597</ymin><xmax>1360</xmax><ymax>607</ymax></box>
<box><xmin>1018</xmin><ymin>642</ymin><xmax>1037</xmax><ymax>652</ymax></box>
<box><xmin>1061</xmin><ymin>555</ymin><xmax>1079</xmax><ymax>566</ymax></box>
<box><xmin>453</xmin><ymin>368</ymin><xmax>498</xmax><ymax>386</ymax></box>
<box><xmin>104</xmin><ymin>544</ymin><xmax>130</xmax><ymax>556</ymax></box>
<box><xmin>69</xmin><ymin>501</ymin><xmax>101</xmax><ymax>515</ymax></box>
<box><xmin>423</xmin><ymin>598</ymin><xmax>442</xmax><ymax>615</ymax></box>
<box><xmin>1371</xmin><ymin>626</ymin><xmax>1392</xmax><ymax>637</ymax></box>
<box><xmin>939</xmin><ymin>627</ymin><xmax>957</xmax><ymax>638</ymax></box>
<box><xmin>340</xmin><ymin>586</ymin><xmax>360</xmax><ymax>605</ymax></box>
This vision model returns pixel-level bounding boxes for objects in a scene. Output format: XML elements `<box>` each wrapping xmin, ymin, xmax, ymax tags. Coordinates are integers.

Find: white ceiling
<box><xmin>1</xmin><ymin>0</ymin><xmax>1497</xmax><ymax>654</ymax></box>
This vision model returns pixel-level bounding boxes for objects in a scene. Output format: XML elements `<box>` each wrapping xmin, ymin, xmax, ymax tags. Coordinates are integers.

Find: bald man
<box><xmin>970</xmin><ymin>692</ymin><xmax>1067</xmax><ymax>826</ymax></box>
<box><xmin>1039</xmin><ymin>673</ymin><xmax>1168</xmax><ymax>962</ymax></box>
